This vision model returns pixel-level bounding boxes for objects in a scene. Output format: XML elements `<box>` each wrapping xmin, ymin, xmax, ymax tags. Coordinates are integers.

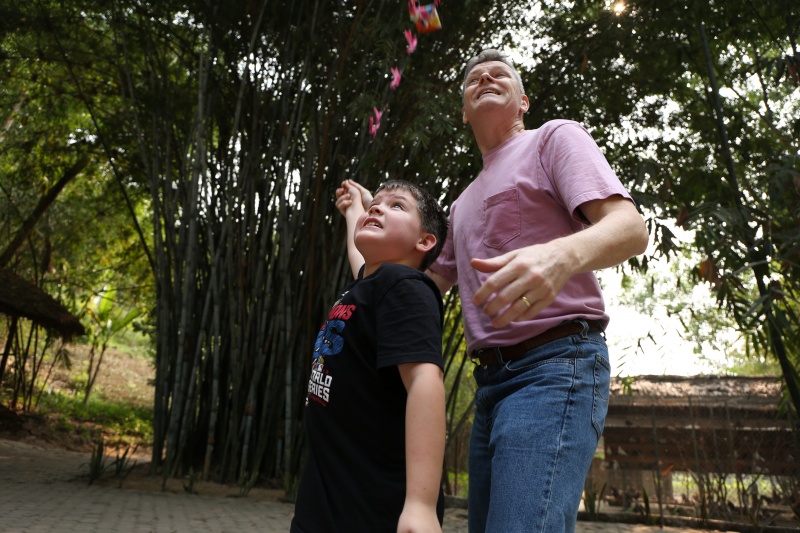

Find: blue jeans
<box><xmin>467</xmin><ymin>320</ymin><xmax>610</xmax><ymax>533</ymax></box>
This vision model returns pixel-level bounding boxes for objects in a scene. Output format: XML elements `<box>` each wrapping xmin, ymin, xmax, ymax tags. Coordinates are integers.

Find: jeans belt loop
<box><xmin>578</xmin><ymin>318</ymin><xmax>589</xmax><ymax>339</ymax></box>
<box><xmin>492</xmin><ymin>346</ymin><xmax>505</xmax><ymax>366</ymax></box>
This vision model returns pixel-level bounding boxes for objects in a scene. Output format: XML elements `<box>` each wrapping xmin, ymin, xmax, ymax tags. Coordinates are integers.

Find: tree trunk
<box><xmin>0</xmin><ymin>316</ymin><xmax>19</xmax><ymax>388</ymax></box>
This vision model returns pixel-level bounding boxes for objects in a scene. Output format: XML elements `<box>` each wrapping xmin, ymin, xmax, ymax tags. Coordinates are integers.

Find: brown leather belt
<box><xmin>471</xmin><ymin>320</ymin><xmax>604</xmax><ymax>366</ymax></box>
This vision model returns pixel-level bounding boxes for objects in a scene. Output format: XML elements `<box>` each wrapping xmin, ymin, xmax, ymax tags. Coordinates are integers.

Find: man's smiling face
<box><xmin>462</xmin><ymin>60</ymin><xmax>528</xmax><ymax>125</ymax></box>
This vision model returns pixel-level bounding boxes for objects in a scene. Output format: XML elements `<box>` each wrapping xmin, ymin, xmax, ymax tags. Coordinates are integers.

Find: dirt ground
<box><xmin>91</xmin><ymin>459</ymin><xmax>289</xmax><ymax>502</ymax></box>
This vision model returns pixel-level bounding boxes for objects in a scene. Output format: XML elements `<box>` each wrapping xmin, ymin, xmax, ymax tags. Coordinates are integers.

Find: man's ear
<box><xmin>416</xmin><ymin>233</ymin><xmax>436</xmax><ymax>253</ymax></box>
<box><xmin>462</xmin><ymin>105</ymin><xmax>469</xmax><ymax>125</ymax></box>
<box><xmin>520</xmin><ymin>94</ymin><xmax>530</xmax><ymax>115</ymax></box>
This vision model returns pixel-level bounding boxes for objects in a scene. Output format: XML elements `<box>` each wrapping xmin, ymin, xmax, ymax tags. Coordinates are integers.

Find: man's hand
<box><xmin>470</xmin><ymin>241</ymin><xmax>573</xmax><ymax>328</ymax></box>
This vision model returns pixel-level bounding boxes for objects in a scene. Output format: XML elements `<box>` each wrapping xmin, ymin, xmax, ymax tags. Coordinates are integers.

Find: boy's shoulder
<box><xmin>367</xmin><ymin>263</ymin><xmax>441</xmax><ymax>300</ymax></box>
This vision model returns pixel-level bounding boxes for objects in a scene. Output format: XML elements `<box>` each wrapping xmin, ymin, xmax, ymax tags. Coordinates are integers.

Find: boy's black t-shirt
<box><xmin>291</xmin><ymin>263</ymin><xmax>445</xmax><ymax>533</ymax></box>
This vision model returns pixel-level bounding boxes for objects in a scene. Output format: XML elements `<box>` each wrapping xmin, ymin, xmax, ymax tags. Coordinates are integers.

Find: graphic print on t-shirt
<box><xmin>306</xmin><ymin>295</ymin><xmax>356</xmax><ymax>407</ymax></box>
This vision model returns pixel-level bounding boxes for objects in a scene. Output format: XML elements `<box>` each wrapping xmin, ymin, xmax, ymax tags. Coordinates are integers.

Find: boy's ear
<box><xmin>415</xmin><ymin>233</ymin><xmax>436</xmax><ymax>254</ymax></box>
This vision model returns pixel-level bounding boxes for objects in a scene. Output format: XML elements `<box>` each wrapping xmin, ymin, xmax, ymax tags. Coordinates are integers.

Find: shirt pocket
<box><xmin>482</xmin><ymin>188</ymin><xmax>521</xmax><ymax>249</ymax></box>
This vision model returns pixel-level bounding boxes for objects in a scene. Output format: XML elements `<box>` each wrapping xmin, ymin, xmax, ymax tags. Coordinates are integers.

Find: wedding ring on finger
<box><xmin>520</xmin><ymin>295</ymin><xmax>533</xmax><ymax>309</ymax></box>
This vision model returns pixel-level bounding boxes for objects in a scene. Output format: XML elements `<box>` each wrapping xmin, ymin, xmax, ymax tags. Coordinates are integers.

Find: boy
<box><xmin>291</xmin><ymin>179</ymin><xmax>449</xmax><ymax>533</ymax></box>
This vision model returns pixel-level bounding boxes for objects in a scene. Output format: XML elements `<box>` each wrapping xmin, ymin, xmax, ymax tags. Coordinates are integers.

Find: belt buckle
<box><xmin>470</xmin><ymin>348</ymin><xmax>485</xmax><ymax>367</ymax></box>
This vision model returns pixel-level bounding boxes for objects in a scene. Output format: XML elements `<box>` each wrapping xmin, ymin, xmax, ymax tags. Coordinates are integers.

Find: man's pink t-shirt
<box><xmin>429</xmin><ymin>120</ymin><xmax>634</xmax><ymax>353</ymax></box>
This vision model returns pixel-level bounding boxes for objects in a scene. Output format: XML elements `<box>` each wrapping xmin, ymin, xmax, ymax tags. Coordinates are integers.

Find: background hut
<box><xmin>591</xmin><ymin>375</ymin><xmax>797</xmax><ymax>512</ymax></box>
<box><xmin>0</xmin><ymin>268</ymin><xmax>85</xmax><ymax>387</ymax></box>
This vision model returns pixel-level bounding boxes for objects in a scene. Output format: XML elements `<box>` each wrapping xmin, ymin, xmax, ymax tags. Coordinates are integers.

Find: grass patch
<box><xmin>446</xmin><ymin>471</ymin><xmax>469</xmax><ymax>498</ymax></box>
<box><xmin>36</xmin><ymin>391</ymin><xmax>153</xmax><ymax>448</ymax></box>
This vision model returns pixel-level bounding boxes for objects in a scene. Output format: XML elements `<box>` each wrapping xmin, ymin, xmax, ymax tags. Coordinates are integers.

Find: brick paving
<box><xmin>1</xmin><ymin>438</ymin><xmax>719</xmax><ymax>533</ymax></box>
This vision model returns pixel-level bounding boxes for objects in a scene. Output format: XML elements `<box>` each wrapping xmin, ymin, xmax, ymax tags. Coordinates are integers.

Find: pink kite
<box><xmin>403</xmin><ymin>29</ymin><xmax>418</xmax><ymax>55</ymax></box>
<box><xmin>364</xmin><ymin>3</ymin><xmax>443</xmax><ymax>138</ymax></box>
<box><xmin>390</xmin><ymin>67</ymin><xmax>402</xmax><ymax>89</ymax></box>
<box><xmin>369</xmin><ymin>106</ymin><xmax>383</xmax><ymax>136</ymax></box>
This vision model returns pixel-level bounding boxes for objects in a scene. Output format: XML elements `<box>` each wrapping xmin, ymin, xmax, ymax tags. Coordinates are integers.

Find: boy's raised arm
<box><xmin>397</xmin><ymin>362</ymin><xmax>445</xmax><ymax>533</ymax></box>
<box><xmin>337</xmin><ymin>180</ymin><xmax>366</xmax><ymax>279</ymax></box>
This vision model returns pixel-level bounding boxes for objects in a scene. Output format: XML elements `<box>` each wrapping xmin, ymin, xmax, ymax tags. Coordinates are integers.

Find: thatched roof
<box><xmin>0</xmin><ymin>269</ymin><xmax>85</xmax><ymax>339</ymax></box>
<box><xmin>610</xmin><ymin>374</ymin><xmax>782</xmax><ymax>407</ymax></box>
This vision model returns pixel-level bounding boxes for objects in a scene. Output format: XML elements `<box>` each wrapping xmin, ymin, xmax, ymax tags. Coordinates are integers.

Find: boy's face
<box><xmin>354</xmin><ymin>188</ymin><xmax>434</xmax><ymax>267</ymax></box>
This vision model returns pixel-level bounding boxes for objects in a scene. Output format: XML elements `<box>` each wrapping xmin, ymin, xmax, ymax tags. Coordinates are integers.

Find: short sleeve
<box><xmin>541</xmin><ymin>122</ymin><xmax>632</xmax><ymax>223</ymax></box>
<box><xmin>375</xmin><ymin>277</ymin><xmax>443</xmax><ymax>370</ymax></box>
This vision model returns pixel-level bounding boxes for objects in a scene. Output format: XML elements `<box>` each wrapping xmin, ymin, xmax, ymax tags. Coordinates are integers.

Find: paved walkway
<box><xmin>0</xmin><ymin>438</ymin><xmax>719</xmax><ymax>533</ymax></box>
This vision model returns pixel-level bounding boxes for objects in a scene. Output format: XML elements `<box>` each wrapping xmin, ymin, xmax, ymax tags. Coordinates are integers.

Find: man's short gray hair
<box><xmin>462</xmin><ymin>49</ymin><xmax>525</xmax><ymax>98</ymax></box>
